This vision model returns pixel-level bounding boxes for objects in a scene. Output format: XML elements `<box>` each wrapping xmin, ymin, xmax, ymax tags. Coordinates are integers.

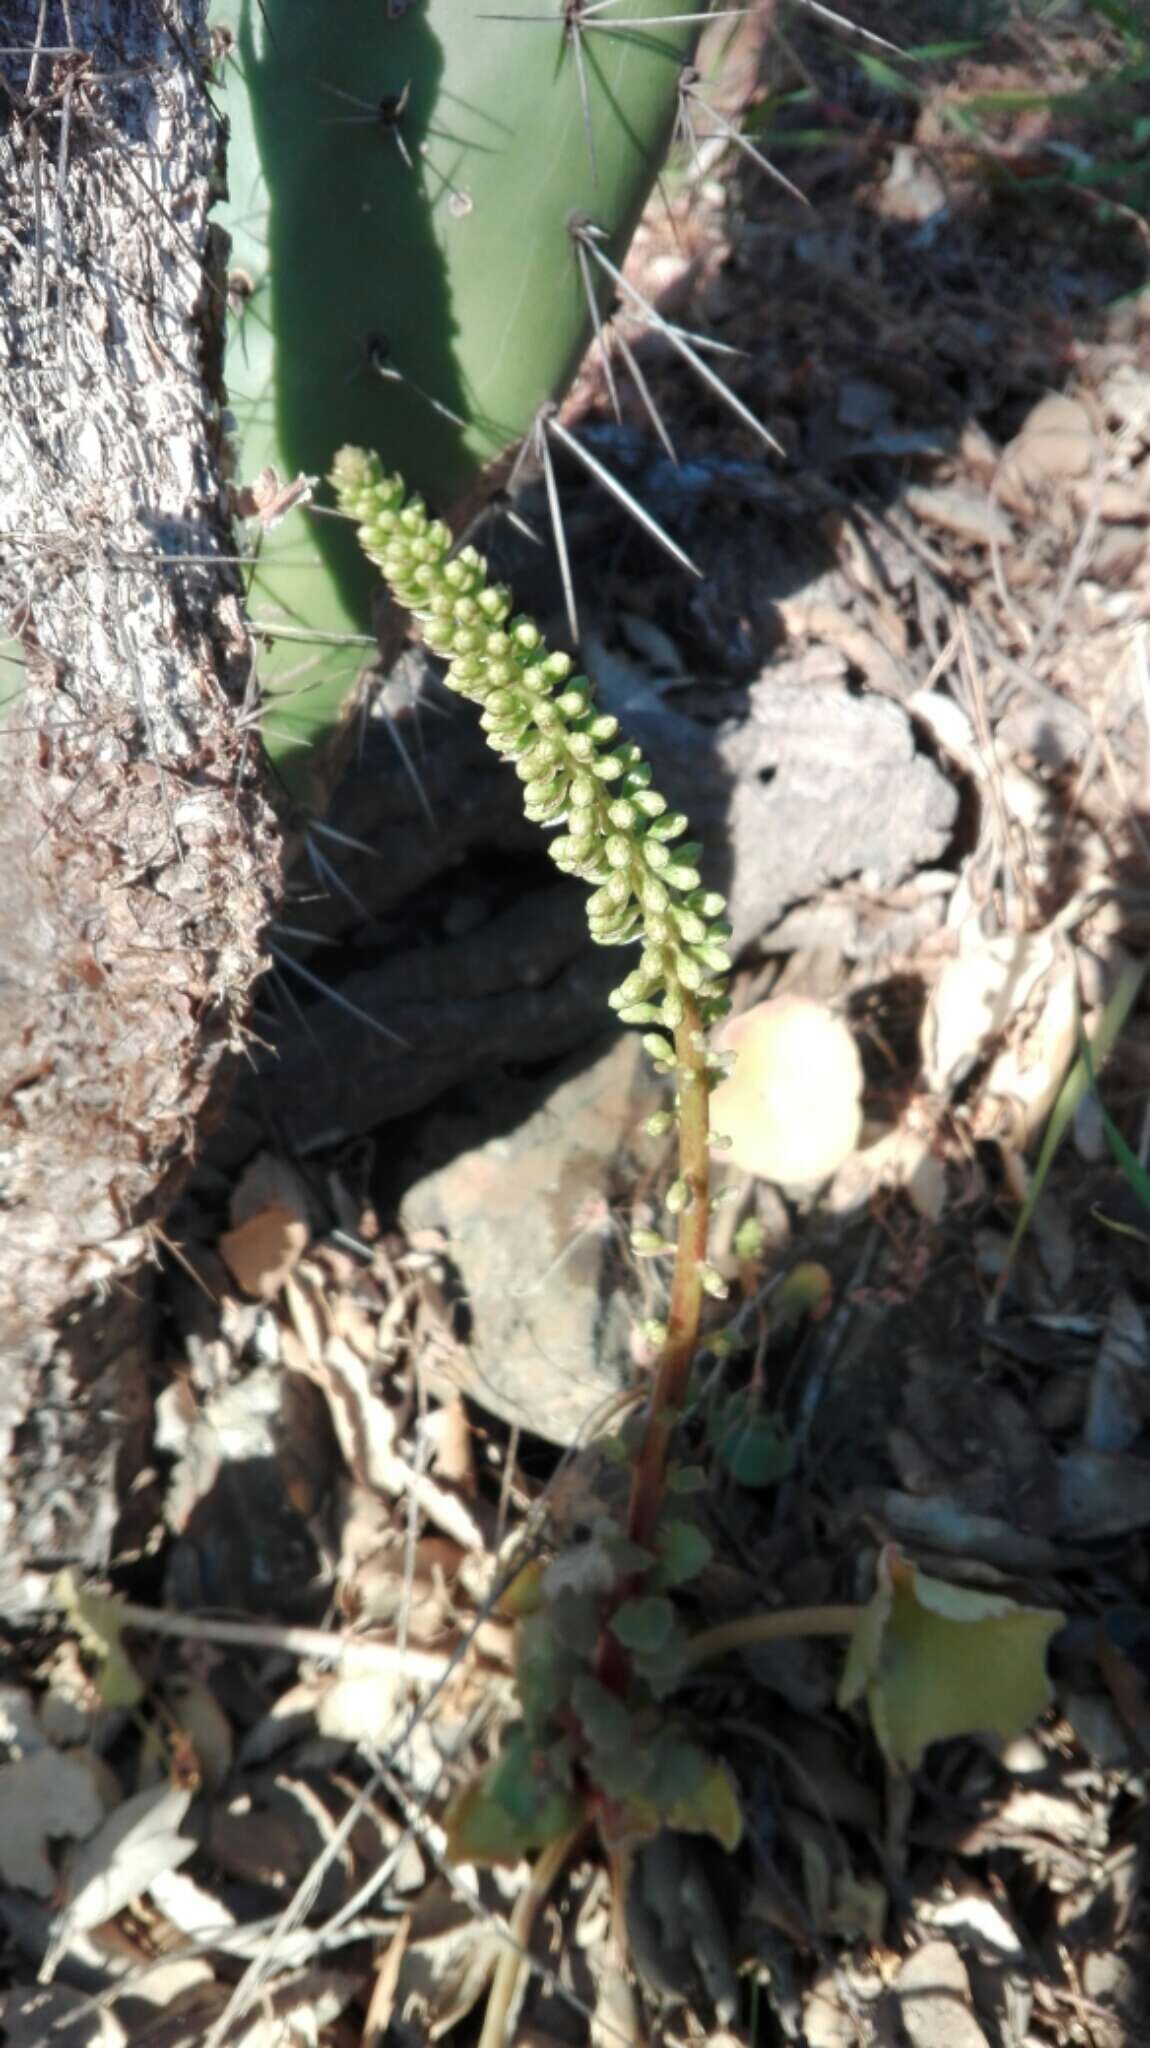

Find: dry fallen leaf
<box><xmin>219</xmin><ymin>1202</ymin><xmax>309</xmax><ymax>1300</ymax></box>
<box><xmin>43</xmin><ymin>1781</ymin><xmax>196</xmax><ymax>1979</ymax></box>
<box><xmin>1004</xmin><ymin>390</ymin><xmax>1097</xmax><ymax>495</ymax></box>
<box><xmin>827</xmin><ymin>1121</ymin><xmax>948</xmax><ymax>1223</ymax></box>
<box><xmin>921</xmin><ymin>926</ymin><xmax>1076</xmax><ymax>1144</ymax></box>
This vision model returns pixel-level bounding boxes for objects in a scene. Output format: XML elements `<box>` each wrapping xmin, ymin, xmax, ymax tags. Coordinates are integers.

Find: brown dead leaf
<box><xmin>362</xmin><ymin>1914</ymin><xmax>411</xmax><ymax>2047</ymax></box>
<box><xmin>218</xmin><ymin>1203</ymin><xmax>308</xmax><ymax>1300</ymax></box>
<box><xmin>906</xmin><ymin>484</ymin><xmax>1013</xmax><ymax>548</ymax></box>
<box><xmin>827</xmin><ymin>1121</ymin><xmax>948</xmax><ymax>1223</ymax></box>
<box><xmin>421</xmin><ymin>1396</ymin><xmax>477</xmax><ymax>1493</ymax></box>
<box><xmin>1006</xmin><ymin>392</ymin><xmax>1097</xmax><ymax>493</ymax></box>
<box><xmin>921</xmin><ymin>927</ymin><xmax>1074</xmax><ymax>1133</ymax></box>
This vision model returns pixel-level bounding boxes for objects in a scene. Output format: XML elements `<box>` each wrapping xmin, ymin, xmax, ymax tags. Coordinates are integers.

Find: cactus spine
<box><xmin>211</xmin><ymin>0</ymin><xmax>709</xmax><ymax>805</ymax></box>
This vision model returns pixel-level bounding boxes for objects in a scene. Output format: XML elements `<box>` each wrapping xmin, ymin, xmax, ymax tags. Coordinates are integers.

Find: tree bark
<box><xmin>0</xmin><ymin>3</ymin><xmax>280</xmax><ymax>1612</ymax></box>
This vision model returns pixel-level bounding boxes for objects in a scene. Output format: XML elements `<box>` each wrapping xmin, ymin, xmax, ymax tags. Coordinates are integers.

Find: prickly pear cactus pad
<box><xmin>211</xmin><ymin>0</ymin><xmax>707</xmax><ymax>804</ymax></box>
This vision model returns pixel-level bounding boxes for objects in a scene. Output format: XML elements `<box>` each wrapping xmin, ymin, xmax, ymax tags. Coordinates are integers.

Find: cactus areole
<box><xmin>213</xmin><ymin>0</ymin><xmax>707</xmax><ymax>799</ymax></box>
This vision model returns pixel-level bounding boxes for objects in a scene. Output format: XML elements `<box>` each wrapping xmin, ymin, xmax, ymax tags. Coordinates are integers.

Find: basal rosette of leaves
<box><xmin>331</xmin><ymin>447</ymin><xmax>732</xmax><ymax>1041</ymax></box>
<box><xmin>444</xmin><ymin>1467</ymin><xmax>742</xmax><ymax>1867</ymax></box>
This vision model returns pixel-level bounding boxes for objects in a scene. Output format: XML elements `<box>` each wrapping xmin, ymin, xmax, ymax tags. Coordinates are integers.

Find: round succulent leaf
<box><xmin>571</xmin><ymin>1675</ymin><xmax>636</xmax><ymax>1754</ymax></box>
<box><xmin>712</xmin><ymin>1393</ymin><xmax>796</xmax><ymax>1489</ymax></box>
<box><xmin>771</xmin><ymin>1260</ymin><xmax>833</xmax><ymax>1332</ymax></box>
<box><xmin>665</xmin><ymin>1462</ymin><xmax>710</xmax><ymax>1496</ymax></box>
<box><xmin>644</xmin><ymin>1732</ymin><xmax>707</xmax><ymax>1811</ymax></box>
<box><xmin>633</xmin><ymin>1619</ymin><xmax>691</xmax><ymax>1702</ymax></box>
<box><xmin>611</xmin><ymin>1595</ymin><xmax>677</xmax><ymax>1657</ymax></box>
<box><xmin>516</xmin><ymin>1613</ymin><xmax>577</xmax><ymax>1729</ymax></box>
<box><xmin>549</xmin><ymin>1586</ymin><xmax>605</xmax><ymax>1659</ymax></box>
<box><xmin>444</xmin><ymin>1727</ymin><xmax>581</xmax><ymax>1867</ymax></box>
<box><xmin>651</xmin><ymin>1518</ymin><xmax>713</xmax><ymax>1590</ymax></box>
<box><xmin>839</xmin><ymin>1546</ymin><xmax>1064</xmax><ymax>1773</ymax></box>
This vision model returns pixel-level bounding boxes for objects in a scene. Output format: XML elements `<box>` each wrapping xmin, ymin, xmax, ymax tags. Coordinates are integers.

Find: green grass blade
<box><xmin>998</xmin><ymin>956</ymin><xmax>1147</xmax><ymax>1299</ymax></box>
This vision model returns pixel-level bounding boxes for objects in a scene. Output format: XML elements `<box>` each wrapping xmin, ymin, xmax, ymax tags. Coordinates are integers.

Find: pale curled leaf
<box><xmin>46</xmin><ymin>1782</ymin><xmax>195</xmax><ymax>1971</ymax></box>
<box><xmin>839</xmin><ymin>1547</ymin><xmax>1062</xmax><ymax>1772</ymax></box>
<box><xmin>286</xmin><ymin>1322</ymin><xmax>484</xmax><ymax>1549</ymax></box>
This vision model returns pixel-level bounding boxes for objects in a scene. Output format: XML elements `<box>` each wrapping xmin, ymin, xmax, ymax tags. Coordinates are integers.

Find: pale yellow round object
<box><xmin>709</xmin><ymin>997</ymin><xmax>863</xmax><ymax>1193</ymax></box>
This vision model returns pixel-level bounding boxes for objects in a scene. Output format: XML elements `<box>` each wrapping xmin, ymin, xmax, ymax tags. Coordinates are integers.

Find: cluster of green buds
<box><xmin>331</xmin><ymin>448</ymin><xmax>731</xmax><ymax>1042</ymax></box>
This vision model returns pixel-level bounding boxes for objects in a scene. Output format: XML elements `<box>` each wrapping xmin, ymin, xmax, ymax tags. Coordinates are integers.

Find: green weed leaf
<box><xmin>669</xmin><ymin>1762</ymin><xmax>743</xmax><ymax>1851</ymax></box>
<box><xmin>444</xmin><ymin>1726</ymin><xmax>580</xmax><ymax>1867</ymax></box>
<box><xmin>611</xmin><ymin>1595</ymin><xmax>677</xmax><ymax>1655</ymax></box>
<box><xmin>1003</xmin><ymin>957</ymin><xmax>1147</xmax><ymax>1290</ymax></box>
<box><xmin>712</xmin><ymin>1393</ymin><xmax>795</xmax><ymax>1489</ymax></box>
<box><xmin>652</xmin><ymin>1519</ymin><xmax>713</xmax><ymax>1590</ymax></box>
<box><xmin>839</xmin><ymin>1547</ymin><xmax>1063</xmax><ymax>1772</ymax></box>
<box><xmin>571</xmin><ymin>1675</ymin><xmax>635</xmax><ymax>1753</ymax></box>
<box><xmin>54</xmin><ymin>1571</ymin><xmax>145</xmax><ymax>1710</ymax></box>
<box><xmin>665</xmin><ymin>1462</ymin><xmax>709</xmax><ymax>1496</ymax></box>
<box><xmin>853</xmin><ymin>53</ymin><xmax>918</xmax><ymax>97</ymax></box>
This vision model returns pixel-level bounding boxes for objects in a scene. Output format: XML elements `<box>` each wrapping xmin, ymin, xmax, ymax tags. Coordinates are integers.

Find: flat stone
<box><xmin>893</xmin><ymin>1941</ymin><xmax>991</xmax><ymax>2048</ymax></box>
<box><xmin>400</xmin><ymin>1034</ymin><xmax>665</xmax><ymax>1444</ymax></box>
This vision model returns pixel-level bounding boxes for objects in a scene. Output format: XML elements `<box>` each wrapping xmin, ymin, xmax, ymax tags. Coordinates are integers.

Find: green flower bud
<box><xmin>642</xmin><ymin>1033</ymin><xmax>676</xmax><ymax>1066</ymax></box>
<box><xmin>636</xmin><ymin>1319</ymin><xmax>669</xmax><ymax>1349</ymax></box>
<box><xmin>631</xmin><ymin>1228</ymin><xmax>672</xmax><ymax>1256</ymax></box>
<box><xmin>699</xmin><ymin>1263</ymin><xmax>729</xmax><ymax>1300</ymax></box>
<box><xmin>648</xmin><ymin>812</ymin><xmax>689</xmax><ymax>843</ymax></box>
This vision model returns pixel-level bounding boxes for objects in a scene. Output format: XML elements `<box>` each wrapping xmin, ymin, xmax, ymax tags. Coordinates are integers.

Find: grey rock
<box><xmin>400</xmin><ymin>1034</ymin><xmax>665</xmax><ymax>1444</ymax></box>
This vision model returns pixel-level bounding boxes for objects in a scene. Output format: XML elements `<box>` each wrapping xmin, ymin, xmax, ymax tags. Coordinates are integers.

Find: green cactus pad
<box><xmin>211</xmin><ymin>0</ymin><xmax>706</xmax><ymax>805</ymax></box>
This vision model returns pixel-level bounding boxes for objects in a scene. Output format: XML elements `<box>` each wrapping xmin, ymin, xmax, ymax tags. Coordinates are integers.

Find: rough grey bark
<box><xmin>0</xmin><ymin>3</ymin><xmax>280</xmax><ymax>1611</ymax></box>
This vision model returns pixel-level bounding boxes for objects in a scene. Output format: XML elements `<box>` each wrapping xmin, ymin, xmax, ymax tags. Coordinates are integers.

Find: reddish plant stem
<box><xmin>627</xmin><ymin>998</ymin><xmax>711</xmax><ymax>1553</ymax></box>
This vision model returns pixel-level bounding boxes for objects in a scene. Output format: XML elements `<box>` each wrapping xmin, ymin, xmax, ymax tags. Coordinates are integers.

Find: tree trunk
<box><xmin>0</xmin><ymin>3</ymin><xmax>280</xmax><ymax>1613</ymax></box>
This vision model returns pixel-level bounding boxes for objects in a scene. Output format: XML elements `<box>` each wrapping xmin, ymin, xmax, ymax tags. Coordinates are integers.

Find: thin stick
<box><xmin>477</xmin><ymin>1823</ymin><xmax>589</xmax><ymax>2048</ymax></box>
<box><xmin>75</xmin><ymin>1595</ymin><xmax>465</xmax><ymax>1682</ymax></box>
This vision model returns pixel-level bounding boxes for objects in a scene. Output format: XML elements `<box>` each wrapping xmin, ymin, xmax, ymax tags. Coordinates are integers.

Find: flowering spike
<box><xmin>332</xmin><ymin>450</ymin><xmax>730</xmax><ymax>1050</ymax></box>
